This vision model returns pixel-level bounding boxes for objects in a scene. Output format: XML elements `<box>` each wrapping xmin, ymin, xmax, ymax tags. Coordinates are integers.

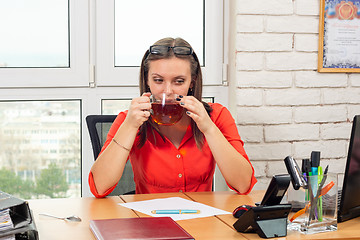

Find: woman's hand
<box><xmin>179</xmin><ymin>96</ymin><xmax>253</xmax><ymax>193</ymax></box>
<box><xmin>124</xmin><ymin>92</ymin><xmax>152</xmax><ymax>129</ymax></box>
<box><xmin>178</xmin><ymin>96</ymin><xmax>215</xmax><ymax>134</ymax></box>
<box><xmin>91</xmin><ymin>93</ymin><xmax>151</xmax><ymax>196</ymax></box>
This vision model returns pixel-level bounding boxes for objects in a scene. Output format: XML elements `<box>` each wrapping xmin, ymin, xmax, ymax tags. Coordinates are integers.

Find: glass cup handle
<box><xmin>149</xmin><ymin>95</ymin><xmax>154</xmax><ymax>115</ymax></box>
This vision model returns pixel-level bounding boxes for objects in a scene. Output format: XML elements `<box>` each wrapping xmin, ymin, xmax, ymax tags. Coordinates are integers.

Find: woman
<box><xmin>89</xmin><ymin>37</ymin><xmax>256</xmax><ymax>197</ymax></box>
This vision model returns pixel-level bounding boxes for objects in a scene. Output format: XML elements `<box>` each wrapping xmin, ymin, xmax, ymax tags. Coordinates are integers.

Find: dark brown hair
<box><xmin>137</xmin><ymin>37</ymin><xmax>212</xmax><ymax>148</ymax></box>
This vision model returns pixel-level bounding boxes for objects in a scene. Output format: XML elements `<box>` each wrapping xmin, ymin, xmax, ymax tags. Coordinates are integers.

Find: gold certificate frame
<box><xmin>318</xmin><ymin>0</ymin><xmax>360</xmax><ymax>72</ymax></box>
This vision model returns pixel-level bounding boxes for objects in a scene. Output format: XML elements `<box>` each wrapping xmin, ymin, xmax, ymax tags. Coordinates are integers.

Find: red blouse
<box><xmin>89</xmin><ymin>103</ymin><xmax>257</xmax><ymax>197</ymax></box>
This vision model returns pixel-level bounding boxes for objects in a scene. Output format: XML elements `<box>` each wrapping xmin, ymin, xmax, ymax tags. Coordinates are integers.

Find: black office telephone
<box><xmin>233</xmin><ymin>174</ymin><xmax>291</xmax><ymax>238</ymax></box>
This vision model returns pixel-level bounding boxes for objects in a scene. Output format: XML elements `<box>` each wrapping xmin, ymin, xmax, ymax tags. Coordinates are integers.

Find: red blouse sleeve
<box><xmin>88</xmin><ymin>172</ymin><xmax>117</xmax><ymax>198</ymax></box>
<box><xmin>99</xmin><ymin>111</ymin><xmax>128</xmax><ymax>156</ymax></box>
<box><xmin>88</xmin><ymin>111</ymin><xmax>128</xmax><ymax>198</ymax></box>
<box><xmin>210</xmin><ymin>103</ymin><xmax>257</xmax><ymax>194</ymax></box>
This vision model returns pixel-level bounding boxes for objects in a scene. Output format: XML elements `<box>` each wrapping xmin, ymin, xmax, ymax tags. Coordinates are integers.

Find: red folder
<box><xmin>90</xmin><ymin>217</ymin><xmax>194</xmax><ymax>240</ymax></box>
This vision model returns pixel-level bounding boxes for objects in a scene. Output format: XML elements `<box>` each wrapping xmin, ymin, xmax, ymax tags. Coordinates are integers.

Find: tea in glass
<box><xmin>150</xmin><ymin>93</ymin><xmax>184</xmax><ymax>125</ymax></box>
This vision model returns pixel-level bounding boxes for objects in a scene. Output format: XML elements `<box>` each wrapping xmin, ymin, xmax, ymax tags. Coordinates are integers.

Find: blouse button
<box><xmin>176</xmin><ymin>154</ymin><xmax>181</xmax><ymax>159</ymax></box>
<box><xmin>179</xmin><ymin>190</ymin><xmax>183</xmax><ymax>192</ymax></box>
<box><xmin>178</xmin><ymin>173</ymin><xmax>182</xmax><ymax>178</ymax></box>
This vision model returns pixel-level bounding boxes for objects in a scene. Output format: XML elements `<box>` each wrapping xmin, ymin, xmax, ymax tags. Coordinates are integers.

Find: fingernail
<box><xmin>186</xmin><ymin>111</ymin><xmax>190</xmax><ymax>115</ymax></box>
<box><xmin>176</xmin><ymin>98</ymin><xmax>181</xmax><ymax>101</ymax></box>
<box><xmin>179</xmin><ymin>95</ymin><xmax>183</xmax><ymax>98</ymax></box>
<box><xmin>180</xmin><ymin>102</ymin><xmax>185</xmax><ymax>106</ymax></box>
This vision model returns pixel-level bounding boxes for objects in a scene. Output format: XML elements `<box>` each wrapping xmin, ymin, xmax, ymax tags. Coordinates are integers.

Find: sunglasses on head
<box><xmin>149</xmin><ymin>45</ymin><xmax>194</xmax><ymax>56</ymax></box>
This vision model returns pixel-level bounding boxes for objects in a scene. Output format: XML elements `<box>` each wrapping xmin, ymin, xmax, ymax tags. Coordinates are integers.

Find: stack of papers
<box><xmin>0</xmin><ymin>191</ymin><xmax>37</xmax><ymax>240</ymax></box>
<box><xmin>0</xmin><ymin>209</ymin><xmax>13</xmax><ymax>231</ymax></box>
<box><xmin>0</xmin><ymin>235</ymin><xmax>15</xmax><ymax>240</ymax></box>
<box><xmin>0</xmin><ymin>209</ymin><xmax>15</xmax><ymax>240</ymax></box>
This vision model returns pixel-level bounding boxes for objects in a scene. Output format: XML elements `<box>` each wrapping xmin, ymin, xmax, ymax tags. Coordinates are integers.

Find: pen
<box><xmin>311</xmin><ymin>151</ymin><xmax>320</xmax><ymax>176</ymax></box>
<box><xmin>302</xmin><ymin>159</ymin><xmax>311</xmax><ymax>201</ymax></box>
<box><xmin>317</xmin><ymin>166</ymin><xmax>323</xmax><ymax>221</ymax></box>
<box><xmin>310</xmin><ymin>151</ymin><xmax>320</xmax><ymax>220</ymax></box>
<box><xmin>151</xmin><ymin>210</ymin><xmax>200</xmax><ymax>214</ymax></box>
<box><xmin>301</xmin><ymin>159</ymin><xmax>311</xmax><ymax>178</ymax></box>
<box><xmin>311</xmin><ymin>151</ymin><xmax>321</xmax><ymax>220</ymax></box>
<box><xmin>310</xmin><ymin>152</ymin><xmax>320</xmax><ymax>195</ymax></box>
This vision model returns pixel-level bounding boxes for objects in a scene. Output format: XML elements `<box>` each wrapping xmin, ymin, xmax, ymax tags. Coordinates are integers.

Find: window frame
<box><xmin>95</xmin><ymin>0</ymin><xmax>223</xmax><ymax>86</ymax></box>
<box><xmin>0</xmin><ymin>0</ymin><xmax>89</xmax><ymax>88</ymax></box>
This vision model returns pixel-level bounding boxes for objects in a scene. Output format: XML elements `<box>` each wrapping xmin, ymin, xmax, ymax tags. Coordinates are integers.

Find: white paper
<box><xmin>324</xmin><ymin>18</ymin><xmax>360</xmax><ymax>67</ymax></box>
<box><xmin>119</xmin><ymin>197</ymin><xmax>231</xmax><ymax>221</ymax></box>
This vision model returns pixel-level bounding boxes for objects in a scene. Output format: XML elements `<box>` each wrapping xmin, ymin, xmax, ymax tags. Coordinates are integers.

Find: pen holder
<box><xmin>287</xmin><ymin>173</ymin><xmax>338</xmax><ymax>235</ymax></box>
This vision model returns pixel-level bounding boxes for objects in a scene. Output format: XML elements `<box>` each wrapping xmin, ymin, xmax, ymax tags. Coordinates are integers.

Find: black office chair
<box><xmin>86</xmin><ymin>115</ymin><xmax>135</xmax><ymax>195</ymax></box>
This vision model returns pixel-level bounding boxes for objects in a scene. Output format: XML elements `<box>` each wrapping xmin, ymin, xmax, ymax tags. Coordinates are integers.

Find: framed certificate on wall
<box><xmin>318</xmin><ymin>0</ymin><xmax>360</xmax><ymax>72</ymax></box>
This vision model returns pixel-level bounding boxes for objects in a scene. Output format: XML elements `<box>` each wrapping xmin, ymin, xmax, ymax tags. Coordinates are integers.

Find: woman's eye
<box><xmin>175</xmin><ymin>79</ymin><xmax>185</xmax><ymax>84</ymax></box>
<box><xmin>153</xmin><ymin>78</ymin><xmax>163</xmax><ymax>83</ymax></box>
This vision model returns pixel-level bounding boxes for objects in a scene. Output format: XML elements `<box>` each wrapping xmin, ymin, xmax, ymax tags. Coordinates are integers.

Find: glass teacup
<box><xmin>150</xmin><ymin>93</ymin><xmax>184</xmax><ymax>125</ymax></box>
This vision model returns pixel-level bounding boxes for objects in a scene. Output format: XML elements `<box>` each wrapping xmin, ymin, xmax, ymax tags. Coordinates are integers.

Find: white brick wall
<box><xmin>293</xmin><ymin>140</ymin><xmax>348</xmax><ymax>159</ymax></box>
<box><xmin>295</xmin><ymin>34</ymin><xmax>318</xmax><ymax>52</ymax></box>
<box><xmin>295</xmin><ymin>0</ymin><xmax>319</xmax><ymax>16</ymax></box>
<box><xmin>264</xmin><ymin>88</ymin><xmax>321</xmax><ymax>106</ymax></box>
<box><xmin>320</xmin><ymin>123</ymin><xmax>352</xmax><ymax>139</ymax></box>
<box><xmin>349</xmin><ymin>105</ymin><xmax>360</xmax><ymax>120</ymax></box>
<box><xmin>236</xmin><ymin>89</ymin><xmax>263</xmax><ymax>106</ymax></box>
<box><xmin>245</xmin><ymin>142</ymin><xmax>292</xmax><ymax>160</ymax></box>
<box><xmin>266</xmin><ymin>52</ymin><xmax>318</xmax><ymax>70</ymax></box>
<box><xmin>238</xmin><ymin>125</ymin><xmax>263</xmax><ymax>143</ymax></box>
<box><xmin>350</xmin><ymin>74</ymin><xmax>360</xmax><ymax>87</ymax></box>
<box><xmin>266</xmin><ymin>16</ymin><xmax>319</xmax><ymax>33</ymax></box>
<box><xmin>237</xmin><ymin>107</ymin><xmax>292</xmax><ymax>124</ymax></box>
<box><xmin>237</xmin><ymin>15</ymin><xmax>263</xmax><ymax>33</ymax></box>
<box><xmin>235</xmin><ymin>0</ymin><xmax>360</xmax><ymax>191</ymax></box>
<box><xmin>237</xmin><ymin>34</ymin><xmax>293</xmax><ymax>51</ymax></box>
<box><xmin>237</xmin><ymin>0</ymin><xmax>293</xmax><ymax>15</ymax></box>
<box><xmin>294</xmin><ymin>106</ymin><xmax>347</xmax><ymax>123</ymax></box>
<box><xmin>295</xmin><ymin>71</ymin><xmax>347</xmax><ymax>87</ymax></box>
<box><xmin>264</xmin><ymin>124</ymin><xmax>319</xmax><ymax>142</ymax></box>
<box><xmin>236</xmin><ymin>53</ymin><xmax>264</xmax><ymax>70</ymax></box>
<box><xmin>237</xmin><ymin>71</ymin><xmax>292</xmax><ymax>88</ymax></box>
<box><xmin>323</xmin><ymin>89</ymin><xmax>360</xmax><ymax>104</ymax></box>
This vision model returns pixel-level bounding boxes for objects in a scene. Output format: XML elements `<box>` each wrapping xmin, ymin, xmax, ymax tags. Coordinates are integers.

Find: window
<box><xmin>102</xmin><ymin>99</ymin><xmax>131</xmax><ymax>115</ymax></box>
<box><xmin>96</xmin><ymin>0</ymin><xmax>223</xmax><ymax>86</ymax></box>
<box><xmin>0</xmin><ymin>0</ymin><xmax>89</xmax><ymax>87</ymax></box>
<box><xmin>0</xmin><ymin>1</ymin><xmax>225</xmax><ymax>197</ymax></box>
<box><xmin>114</xmin><ymin>0</ymin><xmax>204</xmax><ymax>67</ymax></box>
<box><xmin>0</xmin><ymin>100</ymin><xmax>81</xmax><ymax>199</ymax></box>
<box><xmin>0</xmin><ymin>0</ymin><xmax>69</xmax><ymax>68</ymax></box>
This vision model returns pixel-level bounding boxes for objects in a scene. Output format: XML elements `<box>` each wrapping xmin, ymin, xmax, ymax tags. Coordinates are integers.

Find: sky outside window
<box><xmin>0</xmin><ymin>0</ymin><xmax>69</xmax><ymax>68</ymax></box>
<box><xmin>114</xmin><ymin>0</ymin><xmax>204</xmax><ymax>67</ymax></box>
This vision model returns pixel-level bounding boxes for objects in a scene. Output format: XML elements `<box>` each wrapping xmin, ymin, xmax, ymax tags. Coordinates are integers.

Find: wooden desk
<box><xmin>27</xmin><ymin>191</ymin><xmax>360</xmax><ymax>240</ymax></box>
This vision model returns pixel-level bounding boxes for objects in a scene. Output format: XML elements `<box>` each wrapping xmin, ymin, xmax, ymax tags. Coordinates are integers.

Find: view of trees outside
<box><xmin>0</xmin><ymin>100</ymin><xmax>80</xmax><ymax>199</ymax></box>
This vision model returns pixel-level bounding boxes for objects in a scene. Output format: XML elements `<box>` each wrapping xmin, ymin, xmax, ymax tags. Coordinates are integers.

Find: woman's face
<box><xmin>147</xmin><ymin>57</ymin><xmax>193</xmax><ymax>98</ymax></box>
